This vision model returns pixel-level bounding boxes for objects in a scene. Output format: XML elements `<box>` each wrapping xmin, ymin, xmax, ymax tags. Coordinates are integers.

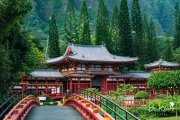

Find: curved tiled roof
<box><xmin>30</xmin><ymin>69</ymin><xmax>63</xmax><ymax>78</ymax></box>
<box><xmin>144</xmin><ymin>58</ymin><xmax>179</xmax><ymax>68</ymax></box>
<box><xmin>46</xmin><ymin>43</ymin><xmax>138</xmax><ymax>64</ymax></box>
<box><xmin>111</xmin><ymin>72</ymin><xmax>151</xmax><ymax>79</ymax></box>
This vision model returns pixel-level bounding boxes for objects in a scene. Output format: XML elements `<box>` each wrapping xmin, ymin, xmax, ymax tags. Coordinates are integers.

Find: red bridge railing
<box><xmin>63</xmin><ymin>94</ymin><xmax>114</xmax><ymax>120</ymax></box>
<box><xmin>3</xmin><ymin>95</ymin><xmax>39</xmax><ymax>120</ymax></box>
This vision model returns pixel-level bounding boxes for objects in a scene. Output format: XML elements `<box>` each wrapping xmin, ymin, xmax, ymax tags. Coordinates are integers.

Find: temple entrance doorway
<box><xmin>92</xmin><ymin>76</ymin><xmax>100</xmax><ymax>91</ymax></box>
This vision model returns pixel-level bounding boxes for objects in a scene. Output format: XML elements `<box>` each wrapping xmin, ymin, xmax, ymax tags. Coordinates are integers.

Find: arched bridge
<box><xmin>1</xmin><ymin>89</ymin><xmax>139</xmax><ymax>120</ymax></box>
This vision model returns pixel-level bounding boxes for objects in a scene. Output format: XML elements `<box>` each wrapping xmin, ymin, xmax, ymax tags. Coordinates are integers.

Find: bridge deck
<box><xmin>25</xmin><ymin>106</ymin><xmax>85</xmax><ymax>120</ymax></box>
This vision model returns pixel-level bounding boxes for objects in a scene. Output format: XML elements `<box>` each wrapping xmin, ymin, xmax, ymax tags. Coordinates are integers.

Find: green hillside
<box><xmin>24</xmin><ymin>0</ymin><xmax>176</xmax><ymax>40</ymax></box>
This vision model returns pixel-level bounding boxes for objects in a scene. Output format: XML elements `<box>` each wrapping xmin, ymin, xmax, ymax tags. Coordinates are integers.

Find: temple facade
<box><xmin>15</xmin><ymin>43</ymin><xmax>179</xmax><ymax>99</ymax></box>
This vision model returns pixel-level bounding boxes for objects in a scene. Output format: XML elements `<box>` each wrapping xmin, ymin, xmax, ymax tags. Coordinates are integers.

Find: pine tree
<box><xmin>103</xmin><ymin>4</ymin><xmax>111</xmax><ymax>52</ymax></box>
<box><xmin>110</xmin><ymin>4</ymin><xmax>120</xmax><ymax>55</ymax></box>
<box><xmin>48</xmin><ymin>13</ymin><xmax>60</xmax><ymax>58</ymax></box>
<box><xmin>139</xmin><ymin>14</ymin><xmax>149</xmax><ymax>69</ymax></box>
<box><xmin>131</xmin><ymin>0</ymin><xmax>143</xmax><ymax>57</ymax></box>
<box><xmin>164</xmin><ymin>31</ymin><xmax>173</xmax><ymax>61</ymax></box>
<box><xmin>78</xmin><ymin>0</ymin><xmax>91</xmax><ymax>45</ymax></box>
<box><xmin>95</xmin><ymin>0</ymin><xmax>110</xmax><ymax>47</ymax></box>
<box><xmin>147</xmin><ymin>20</ymin><xmax>158</xmax><ymax>62</ymax></box>
<box><xmin>150</xmin><ymin>21</ymin><xmax>158</xmax><ymax>61</ymax></box>
<box><xmin>173</xmin><ymin>0</ymin><xmax>180</xmax><ymax>49</ymax></box>
<box><xmin>119</xmin><ymin>0</ymin><xmax>133</xmax><ymax>56</ymax></box>
<box><xmin>64</xmin><ymin>0</ymin><xmax>77</xmax><ymax>43</ymax></box>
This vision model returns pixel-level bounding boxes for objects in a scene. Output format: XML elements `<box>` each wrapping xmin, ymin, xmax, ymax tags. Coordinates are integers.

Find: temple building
<box><xmin>15</xmin><ymin>43</ymin><xmax>179</xmax><ymax>99</ymax></box>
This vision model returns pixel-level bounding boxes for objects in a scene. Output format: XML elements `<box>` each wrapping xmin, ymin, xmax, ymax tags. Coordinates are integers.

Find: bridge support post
<box><xmin>104</xmin><ymin>114</ymin><xmax>110</xmax><ymax>120</ymax></box>
<box><xmin>19</xmin><ymin>104</ymin><xmax>24</xmax><ymax>108</ymax></box>
<box><xmin>14</xmin><ymin>108</ymin><xmax>19</xmax><ymax>114</ymax></box>
<box><xmin>93</xmin><ymin>107</ymin><xmax>98</xmax><ymax>113</ymax></box>
<box><xmin>86</xmin><ymin>102</ymin><xmax>90</xmax><ymax>107</ymax></box>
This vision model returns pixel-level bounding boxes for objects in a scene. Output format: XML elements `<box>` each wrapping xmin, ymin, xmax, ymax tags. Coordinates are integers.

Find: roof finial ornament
<box><xmin>82</xmin><ymin>54</ymin><xmax>85</xmax><ymax>58</ymax></box>
<box><xmin>159</xmin><ymin>56</ymin><xmax>163</xmax><ymax>65</ymax></box>
<box><xmin>102</xmin><ymin>41</ymin><xmax>106</xmax><ymax>47</ymax></box>
<box><xmin>68</xmin><ymin>42</ymin><xmax>71</xmax><ymax>45</ymax></box>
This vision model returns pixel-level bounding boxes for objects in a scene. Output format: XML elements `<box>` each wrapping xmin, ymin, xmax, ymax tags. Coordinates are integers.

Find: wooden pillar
<box><xmin>46</xmin><ymin>86</ymin><xmax>48</xmax><ymax>95</ymax></box>
<box><xmin>70</xmin><ymin>79</ymin><xmax>72</xmax><ymax>90</ymax></box>
<box><xmin>106</xmin><ymin>76</ymin><xmax>107</xmax><ymax>92</ymax></box>
<box><xmin>152</xmin><ymin>89</ymin><xmax>155</xmax><ymax>96</ymax></box>
<box><xmin>22</xmin><ymin>87</ymin><xmax>24</xmax><ymax>99</ymax></box>
<box><xmin>67</xmin><ymin>81</ymin><xmax>68</xmax><ymax>90</ymax></box>
<box><xmin>36</xmin><ymin>86</ymin><xmax>38</xmax><ymax>96</ymax></box>
<box><xmin>100</xmin><ymin>76</ymin><xmax>107</xmax><ymax>94</ymax></box>
<box><xmin>78</xmin><ymin>78</ymin><xmax>80</xmax><ymax>89</ymax></box>
<box><xmin>160</xmin><ymin>89</ymin><xmax>162</xmax><ymax>94</ymax></box>
<box><xmin>90</xmin><ymin>78</ymin><xmax>92</xmax><ymax>88</ymax></box>
<box><xmin>56</xmin><ymin>86</ymin><xmax>58</xmax><ymax>94</ymax></box>
<box><xmin>116</xmin><ymin>79</ymin><xmax>118</xmax><ymax>90</ymax></box>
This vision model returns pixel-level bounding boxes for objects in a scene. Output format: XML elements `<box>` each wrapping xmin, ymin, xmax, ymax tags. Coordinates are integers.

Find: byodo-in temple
<box><xmin>13</xmin><ymin>43</ymin><xmax>179</xmax><ymax>99</ymax></box>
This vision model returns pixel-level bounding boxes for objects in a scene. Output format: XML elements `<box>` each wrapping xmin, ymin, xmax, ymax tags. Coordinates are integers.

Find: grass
<box><xmin>147</xmin><ymin>116</ymin><xmax>179</xmax><ymax>120</ymax></box>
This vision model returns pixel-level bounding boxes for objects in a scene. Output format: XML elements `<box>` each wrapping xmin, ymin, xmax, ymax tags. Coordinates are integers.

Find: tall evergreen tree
<box><xmin>95</xmin><ymin>0</ymin><xmax>110</xmax><ymax>48</ymax></box>
<box><xmin>150</xmin><ymin>21</ymin><xmax>158</xmax><ymax>61</ymax></box>
<box><xmin>78</xmin><ymin>0</ymin><xmax>91</xmax><ymax>45</ymax></box>
<box><xmin>173</xmin><ymin>0</ymin><xmax>180</xmax><ymax>49</ymax></box>
<box><xmin>64</xmin><ymin>0</ymin><xmax>77</xmax><ymax>43</ymax></box>
<box><xmin>147</xmin><ymin>20</ymin><xmax>158</xmax><ymax>62</ymax></box>
<box><xmin>119</xmin><ymin>0</ymin><xmax>133</xmax><ymax>56</ymax></box>
<box><xmin>139</xmin><ymin>14</ymin><xmax>149</xmax><ymax>69</ymax></box>
<box><xmin>48</xmin><ymin>13</ymin><xmax>60</xmax><ymax>58</ymax></box>
<box><xmin>110</xmin><ymin>4</ymin><xmax>120</xmax><ymax>55</ymax></box>
<box><xmin>131</xmin><ymin>0</ymin><xmax>143</xmax><ymax>57</ymax></box>
<box><xmin>164</xmin><ymin>31</ymin><xmax>173</xmax><ymax>61</ymax></box>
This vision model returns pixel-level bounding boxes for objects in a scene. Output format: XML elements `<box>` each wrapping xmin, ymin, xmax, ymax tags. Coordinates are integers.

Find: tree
<box><xmin>77</xmin><ymin>0</ymin><xmax>91</xmax><ymax>45</ymax></box>
<box><xmin>150</xmin><ymin>21</ymin><xmax>158</xmax><ymax>61</ymax></box>
<box><xmin>119</xmin><ymin>0</ymin><xmax>133</xmax><ymax>56</ymax></box>
<box><xmin>0</xmin><ymin>44</ymin><xmax>11</xmax><ymax>97</ymax></box>
<box><xmin>48</xmin><ymin>13</ymin><xmax>61</xmax><ymax>58</ymax></box>
<box><xmin>25</xmin><ymin>39</ymin><xmax>45</xmax><ymax>71</ymax></box>
<box><xmin>163</xmin><ymin>31</ymin><xmax>173</xmax><ymax>61</ymax></box>
<box><xmin>110</xmin><ymin>4</ymin><xmax>120</xmax><ymax>55</ymax></box>
<box><xmin>173</xmin><ymin>0</ymin><xmax>180</xmax><ymax>50</ymax></box>
<box><xmin>1</xmin><ymin>23</ymin><xmax>45</xmax><ymax>97</ymax></box>
<box><xmin>148</xmin><ymin>70</ymin><xmax>180</xmax><ymax>96</ymax></box>
<box><xmin>139</xmin><ymin>14</ymin><xmax>149</xmax><ymax>69</ymax></box>
<box><xmin>0</xmin><ymin>0</ymin><xmax>42</xmax><ymax>96</ymax></box>
<box><xmin>147</xmin><ymin>20</ymin><xmax>158</xmax><ymax>62</ymax></box>
<box><xmin>81</xmin><ymin>22</ymin><xmax>91</xmax><ymax>45</ymax></box>
<box><xmin>117</xmin><ymin>84</ymin><xmax>135</xmax><ymax>96</ymax></box>
<box><xmin>0</xmin><ymin>0</ymin><xmax>32</xmax><ymax>40</ymax></box>
<box><xmin>131</xmin><ymin>0</ymin><xmax>143</xmax><ymax>57</ymax></box>
<box><xmin>173</xmin><ymin>47</ymin><xmax>180</xmax><ymax>63</ymax></box>
<box><xmin>95</xmin><ymin>0</ymin><xmax>110</xmax><ymax>48</ymax></box>
<box><xmin>64</xmin><ymin>0</ymin><xmax>78</xmax><ymax>43</ymax></box>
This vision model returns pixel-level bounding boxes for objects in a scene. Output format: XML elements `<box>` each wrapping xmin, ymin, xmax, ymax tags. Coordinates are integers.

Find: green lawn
<box><xmin>148</xmin><ymin>116</ymin><xmax>179</xmax><ymax>120</ymax></box>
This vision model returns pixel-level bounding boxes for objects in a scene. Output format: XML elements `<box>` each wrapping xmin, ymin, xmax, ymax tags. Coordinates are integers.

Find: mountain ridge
<box><xmin>25</xmin><ymin>0</ymin><xmax>177</xmax><ymax>40</ymax></box>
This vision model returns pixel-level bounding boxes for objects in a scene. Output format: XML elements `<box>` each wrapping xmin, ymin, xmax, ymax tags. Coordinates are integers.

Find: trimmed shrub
<box><xmin>135</xmin><ymin>91</ymin><xmax>149</xmax><ymax>99</ymax></box>
<box><xmin>53</xmin><ymin>102</ymin><xmax>58</xmax><ymax>105</ymax></box>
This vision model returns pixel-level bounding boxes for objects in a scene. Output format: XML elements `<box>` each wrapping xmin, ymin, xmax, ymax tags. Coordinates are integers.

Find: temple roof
<box><xmin>46</xmin><ymin>43</ymin><xmax>138</xmax><ymax>64</ymax></box>
<box><xmin>30</xmin><ymin>69</ymin><xmax>63</xmax><ymax>78</ymax></box>
<box><xmin>144</xmin><ymin>58</ymin><xmax>179</xmax><ymax>68</ymax></box>
<box><xmin>110</xmin><ymin>72</ymin><xmax>151</xmax><ymax>79</ymax></box>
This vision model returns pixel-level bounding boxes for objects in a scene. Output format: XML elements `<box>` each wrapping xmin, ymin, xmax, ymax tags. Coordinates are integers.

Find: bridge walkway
<box><xmin>25</xmin><ymin>106</ymin><xmax>85</xmax><ymax>120</ymax></box>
